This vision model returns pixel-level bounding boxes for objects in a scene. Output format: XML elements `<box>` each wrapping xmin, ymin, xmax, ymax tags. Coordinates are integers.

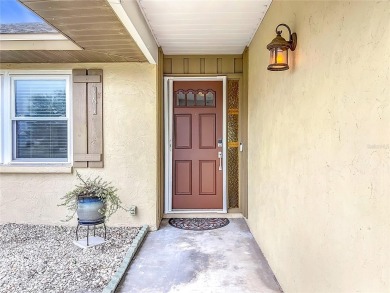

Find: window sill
<box><xmin>0</xmin><ymin>165</ymin><xmax>73</xmax><ymax>174</ymax></box>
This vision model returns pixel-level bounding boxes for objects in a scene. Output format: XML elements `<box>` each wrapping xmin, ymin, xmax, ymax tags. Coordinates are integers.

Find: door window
<box><xmin>175</xmin><ymin>89</ymin><xmax>216</xmax><ymax>107</ymax></box>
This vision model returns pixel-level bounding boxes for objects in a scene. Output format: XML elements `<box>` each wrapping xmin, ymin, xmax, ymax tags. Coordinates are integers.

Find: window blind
<box><xmin>16</xmin><ymin>121</ymin><xmax>67</xmax><ymax>159</ymax></box>
<box><xmin>15</xmin><ymin>80</ymin><xmax>66</xmax><ymax>117</ymax></box>
<box><xmin>13</xmin><ymin>79</ymin><xmax>68</xmax><ymax>160</ymax></box>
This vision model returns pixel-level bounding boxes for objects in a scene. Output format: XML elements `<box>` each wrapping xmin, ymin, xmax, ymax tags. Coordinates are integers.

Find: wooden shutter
<box><xmin>72</xmin><ymin>69</ymin><xmax>103</xmax><ymax>168</ymax></box>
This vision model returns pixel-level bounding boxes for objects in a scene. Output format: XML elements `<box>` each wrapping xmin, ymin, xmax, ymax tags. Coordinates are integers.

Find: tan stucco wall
<box><xmin>247</xmin><ymin>1</ymin><xmax>390</xmax><ymax>292</ymax></box>
<box><xmin>0</xmin><ymin>63</ymin><xmax>158</xmax><ymax>229</ymax></box>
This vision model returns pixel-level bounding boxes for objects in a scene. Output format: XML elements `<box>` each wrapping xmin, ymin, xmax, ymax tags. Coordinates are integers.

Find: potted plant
<box><xmin>59</xmin><ymin>172</ymin><xmax>130</xmax><ymax>223</ymax></box>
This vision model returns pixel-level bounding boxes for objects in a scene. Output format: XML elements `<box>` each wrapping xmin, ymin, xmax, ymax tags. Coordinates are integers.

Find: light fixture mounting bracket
<box><xmin>276</xmin><ymin>23</ymin><xmax>297</xmax><ymax>51</ymax></box>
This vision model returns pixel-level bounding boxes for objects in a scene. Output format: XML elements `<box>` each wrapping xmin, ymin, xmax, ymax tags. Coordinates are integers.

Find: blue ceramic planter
<box><xmin>77</xmin><ymin>197</ymin><xmax>105</xmax><ymax>224</ymax></box>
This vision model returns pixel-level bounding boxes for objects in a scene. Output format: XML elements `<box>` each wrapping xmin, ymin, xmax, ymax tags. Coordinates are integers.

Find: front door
<box><xmin>172</xmin><ymin>81</ymin><xmax>223</xmax><ymax>209</ymax></box>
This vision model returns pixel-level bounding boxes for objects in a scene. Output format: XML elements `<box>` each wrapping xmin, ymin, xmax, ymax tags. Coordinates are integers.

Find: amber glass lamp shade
<box><xmin>266</xmin><ymin>24</ymin><xmax>297</xmax><ymax>71</ymax></box>
<box><xmin>268</xmin><ymin>47</ymin><xmax>289</xmax><ymax>71</ymax></box>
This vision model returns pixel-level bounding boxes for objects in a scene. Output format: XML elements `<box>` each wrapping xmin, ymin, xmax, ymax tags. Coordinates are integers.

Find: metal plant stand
<box><xmin>76</xmin><ymin>218</ymin><xmax>106</xmax><ymax>246</ymax></box>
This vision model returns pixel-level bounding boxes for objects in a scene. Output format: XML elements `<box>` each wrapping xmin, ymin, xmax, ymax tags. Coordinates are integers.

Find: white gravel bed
<box><xmin>0</xmin><ymin>223</ymin><xmax>140</xmax><ymax>293</ymax></box>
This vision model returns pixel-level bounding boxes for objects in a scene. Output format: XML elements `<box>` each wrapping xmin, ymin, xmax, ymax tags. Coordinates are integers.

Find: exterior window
<box><xmin>186</xmin><ymin>91</ymin><xmax>195</xmax><ymax>106</ymax></box>
<box><xmin>206</xmin><ymin>91</ymin><xmax>215</xmax><ymax>107</ymax></box>
<box><xmin>0</xmin><ymin>75</ymin><xmax>3</xmax><ymax>164</ymax></box>
<box><xmin>177</xmin><ymin>91</ymin><xmax>185</xmax><ymax>106</ymax></box>
<box><xmin>0</xmin><ymin>73</ymin><xmax>71</xmax><ymax>164</ymax></box>
<box><xmin>174</xmin><ymin>89</ymin><xmax>216</xmax><ymax>107</ymax></box>
<box><xmin>196</xmin><ymin>92</ymin><xmax>205</xmax><ymax>106</ymax></box>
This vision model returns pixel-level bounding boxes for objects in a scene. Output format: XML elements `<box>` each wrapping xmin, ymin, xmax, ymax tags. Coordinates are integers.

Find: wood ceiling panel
<box><xmin>65</xmin><ymin>29</ymin><xmax>127</xmax><ymax>37</ymax></box>
<box><xmin>33</xmin><ymin>9</ymin><xmax>114</xmax><ymax>20</ymax></box>
<box><xmin>23</xmin><ymin>1</ymin><xmax>107</xmax><ymax>11</ymax></box>
<box><xmin>57</xmin><ymin>23</ymin><xmax>126</xmax><ymax>31</ymax></box>
<box><xmin>15</xmin><ymin>0</ymin><xmax>147</xmax><ymax>63</ymax></box>
<box><xmin>70</xmin><ymin>35</ymin><xmax>129</xmax><ymax>42</ymax></box>
<box><xmin>77</xmin><ymin>40</ymin><xmax>135</xmax><ymax>47</ymax></box>
<box><xmin>47</xmin><ymin>16</ymin><xmax>120</xmax><ymax>26</ymax></box>
<box><xmin>0</xmin><ymin>50</ymin><xmax>136</xmax><ymax>63</ymax></box>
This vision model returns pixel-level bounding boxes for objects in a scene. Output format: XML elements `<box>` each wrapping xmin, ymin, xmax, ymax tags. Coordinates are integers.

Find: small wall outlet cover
<box><xmin>129</xmin><ymin>205</ymin><xmax>137</xmax><ymax>216</ymax></box>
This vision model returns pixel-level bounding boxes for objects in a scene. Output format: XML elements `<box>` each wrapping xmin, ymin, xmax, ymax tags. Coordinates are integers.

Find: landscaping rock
<box><xmin>0</xmin><ymin>224</ymin><xmax>139</xmax><ymax>293</ymax></box>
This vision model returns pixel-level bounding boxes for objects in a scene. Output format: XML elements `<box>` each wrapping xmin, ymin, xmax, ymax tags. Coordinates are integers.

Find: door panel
<box><xmin>175</xmin><ymin>160</ymin><xmax>192</xmax><ymax>195</ymax></box>
<box><xmin>174</xmin><ymin>114</ymin><xmax>192</xmax><ymax>149</ymax></box>
<box><xmin>199</xmin><ymin>160</ymin><xmax>216</xmax><ymax>195</ymax></box>
<box><xmin>199</xmin><ymin>114</ymin><xmax>216</xmax><ymax>149</ymax></box>
<box><xmin>172</xmin><ymin>81</ymin><xmax>223</xmax><ymax>210</ymax></box>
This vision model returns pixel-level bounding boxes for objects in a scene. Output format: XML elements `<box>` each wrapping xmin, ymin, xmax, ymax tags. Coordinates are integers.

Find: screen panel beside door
<box><xmin>172</xmin><ymin>81</ymin><xmax>223</xmax><ymax>209</ymax></box>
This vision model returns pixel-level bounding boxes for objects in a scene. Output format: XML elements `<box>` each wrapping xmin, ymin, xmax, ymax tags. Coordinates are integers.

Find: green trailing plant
<box><xmin>59</xmin><ymin>172</ymin><xmax>129</xmax><ymax>222</ymax></box>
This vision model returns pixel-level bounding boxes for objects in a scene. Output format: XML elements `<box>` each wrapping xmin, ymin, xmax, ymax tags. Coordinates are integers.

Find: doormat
<box><xmin>168</xmin><ymin>218</ymin><xmax>230</xmax><ymax>231</ymax></box>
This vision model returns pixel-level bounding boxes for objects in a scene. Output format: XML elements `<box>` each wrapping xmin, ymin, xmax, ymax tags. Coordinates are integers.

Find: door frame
<box><xmin>164</xmin><ymin>76</ymin><xmax>227</xmax><ymax>213</ymax></box>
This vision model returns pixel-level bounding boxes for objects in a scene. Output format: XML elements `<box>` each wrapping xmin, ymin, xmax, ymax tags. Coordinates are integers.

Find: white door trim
<box><xmin>164</xmin><ymin>76</ymin><xmax>227</xmax><ymax>213</ymax></box>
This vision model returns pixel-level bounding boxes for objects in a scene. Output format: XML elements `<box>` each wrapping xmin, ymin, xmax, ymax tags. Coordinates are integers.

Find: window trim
<box><xmin>0</xmin><ymin>70</ymin><xmax>72</xmax><ymax>165</ymax></box>
<box><xmin>0</xmin><ymin>74</ymin><xmax>3</xmax><ymax>164</ymax></box>
<box><xmin>0</xmin><ymin>34</ymin><xmax>82</xmax><ymax>51</ymax></box>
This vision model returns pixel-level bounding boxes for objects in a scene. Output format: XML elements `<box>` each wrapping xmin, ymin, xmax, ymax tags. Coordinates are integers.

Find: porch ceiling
<box><xmin>137</xmin><ymin>0</ymin><xmax>272</xmax><ymax>55</ymax></box>
<box><xmin>0</xmin><ymin>0</ymin><xmax>148</xmax><ymax>63</ymax></box>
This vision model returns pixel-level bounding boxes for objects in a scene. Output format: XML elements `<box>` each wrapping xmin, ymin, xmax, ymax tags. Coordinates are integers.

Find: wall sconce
<box><xmin>266</xmin><ymin>24</ymin><xmax>297</xmax><ymax>71</ymax></box>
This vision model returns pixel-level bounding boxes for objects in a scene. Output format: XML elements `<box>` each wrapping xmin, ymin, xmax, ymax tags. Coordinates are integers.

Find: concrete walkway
<box><xmin>117</xmin><ymin>219</ymin><xmax>283</xmax><ymax>293</ymax></box>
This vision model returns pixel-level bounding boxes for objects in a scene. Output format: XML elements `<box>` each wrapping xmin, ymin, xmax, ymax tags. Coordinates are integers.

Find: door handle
<box><xmin>218</xmin><ymin>151</ymin><xmax>222</xmax><ymax>171</ymax></box>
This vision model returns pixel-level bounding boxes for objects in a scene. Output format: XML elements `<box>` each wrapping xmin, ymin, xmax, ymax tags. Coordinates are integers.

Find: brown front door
<box><xmin>172</xmin><ymin>81</ymin><xmax>223</xmax><ymax>209</ymax></box>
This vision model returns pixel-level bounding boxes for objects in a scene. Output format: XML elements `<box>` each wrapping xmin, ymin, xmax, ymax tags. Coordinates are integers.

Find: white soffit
<box><xmin>137</xmin><ymin>0</ymin><xmax>272</xmax><ymax>55</ymax></box>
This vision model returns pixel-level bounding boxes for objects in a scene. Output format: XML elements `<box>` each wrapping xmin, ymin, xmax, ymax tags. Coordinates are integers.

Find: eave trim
<box><xmin>108</xmin><ymin>0</ymin><xmax>158</xmax><ymax>64</ymax></box>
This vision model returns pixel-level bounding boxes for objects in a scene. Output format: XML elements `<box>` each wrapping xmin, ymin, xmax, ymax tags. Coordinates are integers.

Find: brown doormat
<box><xmin>168</xmin><ymin>218</ymin><xmax>230</xmax><ymax>231</ymax></box>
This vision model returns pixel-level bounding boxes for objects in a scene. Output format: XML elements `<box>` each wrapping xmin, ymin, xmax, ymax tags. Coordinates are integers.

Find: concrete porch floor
<box><xmin>117</xmin><ymin>219</ymin><xmax>283</xmax><ymax>293</ymax></box>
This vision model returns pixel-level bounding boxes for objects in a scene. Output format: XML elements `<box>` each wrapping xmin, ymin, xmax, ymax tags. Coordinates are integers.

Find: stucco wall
<box><xmin>0</xmin><ymin>63</ymin><xmax>158</xmax><ymax>229</ymax></box>
<box><xmin>247</xmin><ymin>1</ymin><xmax>390</xmax><ymax>292</ymax></box>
